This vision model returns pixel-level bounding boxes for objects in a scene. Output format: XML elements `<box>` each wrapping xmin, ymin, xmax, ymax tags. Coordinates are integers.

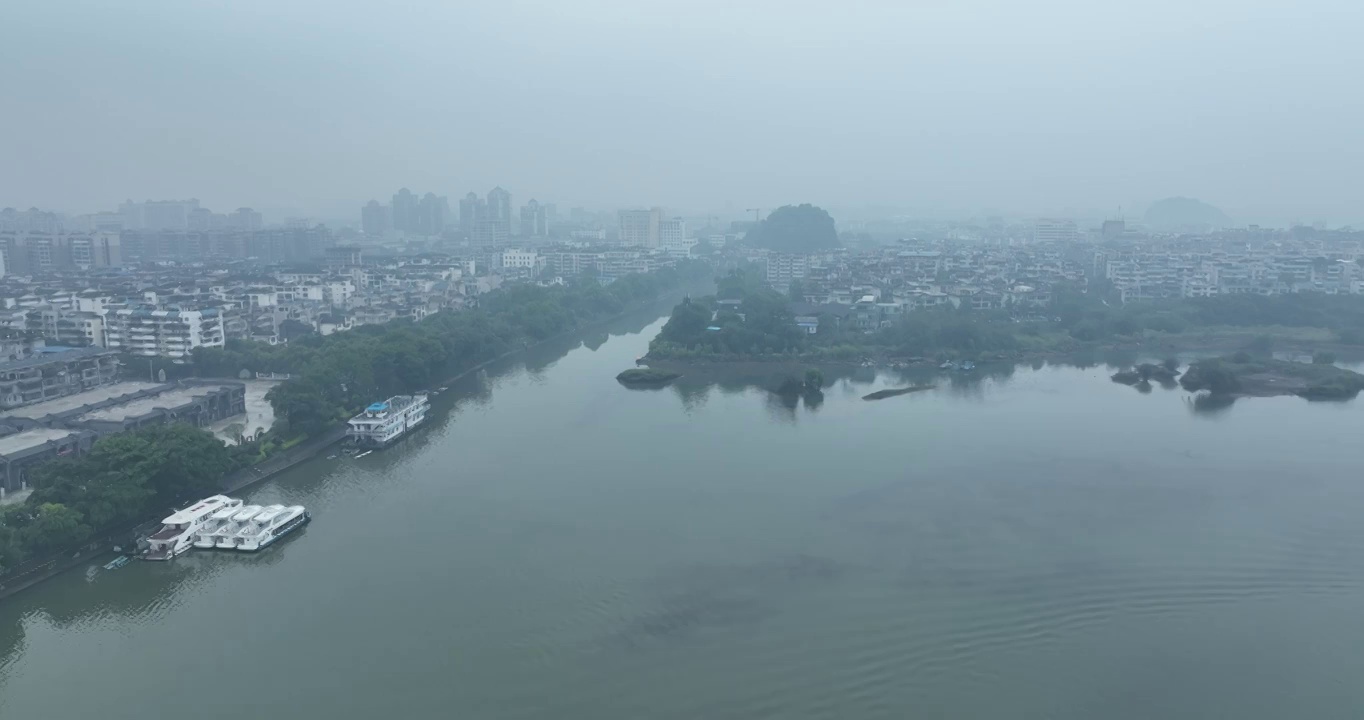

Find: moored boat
<box><xmin>194</xmin><ymin>505</ymin><xmax>242</xmax><ymax>549</ymax></box>
<box><xmin>346</xmin><ymin>394</ymin><xmax>430</xmax><ymax>448</ymax></box>
<box><xmin>214</xmin><ymin>505</ymin><xmax>264</xmax><ymax>549</ymax></box>
<box><xmin>143</xmin><ymin>495</ymin><xmax>242</xmax><ymax>561</ymax></box>
<box><xmin>235</xmin><ymin>505</ymin><xmax>310</xmax><ymax>552</ymax></box>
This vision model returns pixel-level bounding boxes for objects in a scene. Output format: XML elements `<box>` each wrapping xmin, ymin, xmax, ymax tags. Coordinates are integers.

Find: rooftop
<box><xmin>0</xmin><ymin>381</ymin><xmax>163</xmax><ymax>419</ymax></box>
<box><xmin>0</xmin><ymin>346</ymin><xmax>117</xmax><ymax>373</ymax></box>
<box><xmin>0</xmin><ymin>427</ymin><xmax>79</xmax><ymax>457</ymax></box>
<box><xmin>80</xmin><ymin>385</ymin><xmax>235</xmax><ymax>423</ymax></box>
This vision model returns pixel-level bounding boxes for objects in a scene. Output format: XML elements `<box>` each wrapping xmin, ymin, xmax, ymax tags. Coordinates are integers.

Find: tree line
<box><xmin>0</xmin><ymin>425</ymin><xmax>242</xmax><ymax>576</ymax></box>
<box><xmin>650</xmin><ymin>275</ymin><xmax>1364</xmax><ymax>362</ymax></box>
<box><xmin>197</xmin><ymin>261</ymin><xmax>711</xmax><ymax>438</ymax></box>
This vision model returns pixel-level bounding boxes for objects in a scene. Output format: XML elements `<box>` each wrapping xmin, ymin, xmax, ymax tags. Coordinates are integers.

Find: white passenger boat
<box><xmin>144</xmin><ymin>495</ymin><xmax>242</xmax><ymax>561</ymax></box>
<box><xmin>235</xmin><ymin>504</ymin><xmax>310</xmax><ymax>552</ymax></box>
<box><xmin>346</xmin><ymin>394</ymin><xmax>429</xmax><ymax>448</ymax></box>
<box><xmin>193</xmin><ymin>505</ymin><xmax>242</xmax><ymax>549</ymax></box>
<box><xmin>215</xmin><ymin>505</ymin><xmax>264</xmax><ymax>549</ymax></box>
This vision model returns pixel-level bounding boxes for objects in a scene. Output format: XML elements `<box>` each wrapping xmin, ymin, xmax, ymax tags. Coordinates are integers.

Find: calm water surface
<box><xmin>4</xmin><ymin>307</ymin><xmax>1364</xmax><ymax>719</ymax></box>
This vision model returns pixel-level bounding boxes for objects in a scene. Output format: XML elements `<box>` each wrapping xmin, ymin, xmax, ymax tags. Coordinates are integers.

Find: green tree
<box><xmin>268</xmin><ymin>380</ymin><xmax>333</xmax><ymax>436</ymax></box>
<box><xmin>1162</xmin><ymin>357</ymin><xmax>1180</xmax><ymax>373</ymax></box>
<box><xmin>1180</xmin><ymin>360</ymin><xmax>1241</xmax><ymax>395</ymax></box>
<box><xmin>142</xmin><ymin>424</ymin><xmax>238</xmax><ymax>505</ymax></box>
<box><xmin>279</xmin><ymin>319</ymin><xmax>316</xmax><ymax>342</ymax></box>
<box><xmin>0</xmin><ymin>505</ymin><xmax>26</xmax><ymax>573</ymax></box>
<box><xmin>1313</xmin><ymin>351</ymin><xmax>1337</xmax><ymax>365</ymax></box>
<box><xmin>21</xmin><ymin>503</ymin><xmax>90</xmax><ymax>553</ymax></box>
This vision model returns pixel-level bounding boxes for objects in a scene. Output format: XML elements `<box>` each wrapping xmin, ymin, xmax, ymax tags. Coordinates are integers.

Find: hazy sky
<box><xmin>4</xmin><ymin>0</ymin><xmax>1362</xmax><ymax>224</ymax></box>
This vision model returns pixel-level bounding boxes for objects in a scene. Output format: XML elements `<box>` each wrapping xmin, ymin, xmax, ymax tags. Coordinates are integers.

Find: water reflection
<box><xmin>642</xmin><ymin>362</ymin><xmax>1018</xmax><ymax>414</ymax></box>
<box><xmin>1187</xmin><ymin>393</ymin><xmax>1238</xmax><ymax>416</ymax></box>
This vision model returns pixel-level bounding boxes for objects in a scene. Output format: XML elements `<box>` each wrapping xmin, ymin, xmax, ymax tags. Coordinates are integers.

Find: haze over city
<box><xmin>5</xmin><ymin>0</ymin><xmax>1362</xmax><ymax>225</ymax></box>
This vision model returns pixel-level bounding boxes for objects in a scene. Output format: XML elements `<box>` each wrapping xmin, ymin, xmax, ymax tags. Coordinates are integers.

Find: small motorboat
<box><xmin>103</xmin><ymin>555</ymin><xmax>130</xmax><ymax>571</ymax></box>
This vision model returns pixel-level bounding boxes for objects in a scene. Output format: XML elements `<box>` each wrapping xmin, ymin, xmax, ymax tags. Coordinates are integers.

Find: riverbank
<box><xmin>0</xmin><ymin>284</ymin><xmax>707</xmax><ymax>601</ymax></box>
<box><xmin>646</xmin><ymin>326</ymin><xmax>1364</xmax><ymax>369</ymax></box>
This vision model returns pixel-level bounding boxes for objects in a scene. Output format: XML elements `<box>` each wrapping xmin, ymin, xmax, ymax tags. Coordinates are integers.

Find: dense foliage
<box><xmin>1056</xmin><ymin>290</ymin><xmax>1364</xmax><ymax>343</ymax></box>
<box><xmin>0</xmin><ymin>425</ymin><xmax>241</xmax><ymax>575</ymax></box>
<box><xmin>742</xmin><ymin>204</ymin><xmax>840</xmax><ymax>252</ymax></box>
<box><xmin>194</xmin><ymin>262</ymin><xmax>711</xmax><ymax>437</ymax></box>
<box><xmin>616</xmin><ymin>368</ymin><xmax>681</xmax><ymax>385</ymax></box>
<box><xmin>1180</xmin><ymin>356</ymin><xmax>1364</xmax><ymax>399</ymax></box>
<box><xmin>653</xmin><ymin>277</ymin><xmax>1364</xmax><ymax>362</ymax></box>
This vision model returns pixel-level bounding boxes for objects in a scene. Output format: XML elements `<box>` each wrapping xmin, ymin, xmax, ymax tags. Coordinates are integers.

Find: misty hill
<box><xmin>1144</xmin><ymin>197</ymin><xmax>1230</xmax><ymax>232</ymax></box>
<box><xmin>742</xmin><ymin>204</ymin><xmax>840</xmax><ymax>252</ymax></box>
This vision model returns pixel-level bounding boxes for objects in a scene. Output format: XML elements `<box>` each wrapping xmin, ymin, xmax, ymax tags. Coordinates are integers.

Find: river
<box><xmin>4</xmin><ymin>304</ymin><xmax>1364</xmax><ymax>719</ymax></box>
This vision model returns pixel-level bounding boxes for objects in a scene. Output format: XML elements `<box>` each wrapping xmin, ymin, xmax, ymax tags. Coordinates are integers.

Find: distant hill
<box><xmin>1144</xmin><ymin>197</ymin><xmax>1231</xmax><ymax>232</ymax></box>
<box><xmin>742</xmin><ymin>204</ymin><xmax>840</xmax><ymax>252</ymax></box>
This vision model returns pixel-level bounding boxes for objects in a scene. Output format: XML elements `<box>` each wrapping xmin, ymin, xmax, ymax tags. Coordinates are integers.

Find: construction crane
<box><xmin>745</xmin><ymin>208</ymin><xmax>762</xmax><ymax>224</ymax></box>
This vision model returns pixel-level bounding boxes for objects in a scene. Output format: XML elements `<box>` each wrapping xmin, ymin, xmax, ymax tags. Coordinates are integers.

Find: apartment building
<box><xmin>105</xmin><ymin>307</ymin><xmax>226</xmax><ymax>359</ymax></box>
<box><xmin>0</xmin><ymin>347</ymin><xmax>120</xmax><ymax>410</ymax></box>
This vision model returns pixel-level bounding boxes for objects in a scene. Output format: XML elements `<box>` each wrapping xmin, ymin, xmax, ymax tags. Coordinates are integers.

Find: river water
<box><xmin>4</xmin><ymin>304</ymin><xmax>1364</xmax><ymax>719</ymax></box>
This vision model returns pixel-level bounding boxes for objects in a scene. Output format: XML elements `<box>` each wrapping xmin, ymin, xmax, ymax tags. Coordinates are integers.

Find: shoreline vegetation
<box><xmin>0</xmin><ymin>261</ymin><xmax>712</xmax><ymax>586</ymax></box>
<box><xmin>1179</xmin><ymin>353</ymin><xmax>1364</xmax><ymax>400</ymax></box>
<box><xmin>646</xmin><ymin>269</ymin><xmax>1364</xmax><ymax>369</ymax></box>
<box><xmin>616</xmin><ymin>368</ymin><xmax>682</xmax><ymax>386</ymax></box>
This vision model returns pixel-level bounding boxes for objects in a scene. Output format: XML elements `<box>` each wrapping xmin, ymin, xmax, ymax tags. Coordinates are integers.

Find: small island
<box><xmin>1180</xmin><ymin>353</ymin><xmax>1364</xmax><ymax>400</ymax></box>
<box><xmin>616</xmin><ymin>367</ymin><xmax>682</xmax><ymax>386</ymax></box>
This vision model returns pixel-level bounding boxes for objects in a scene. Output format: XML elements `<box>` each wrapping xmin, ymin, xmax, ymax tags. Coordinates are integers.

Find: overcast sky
<box><xmin>4</xmin><ymin>0</ymin><xmax>1361</xmax><ymax>224</ymax></box>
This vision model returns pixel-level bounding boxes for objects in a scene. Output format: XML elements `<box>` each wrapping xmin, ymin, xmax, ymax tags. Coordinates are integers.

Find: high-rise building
<box><xmin>0</xmin><ymin>207</ymin><xmax>62</xmax><ymax>233</ymax></box>
<box><xmin>1033</xmin><ymin>218</ymin><xmax>1078</xmax><ymax>243</ymax></box>
<box><xmin>362</xmin><ymin>200</ymin><xmax>389</xmax><ymax>235</ymax></box>
<box><xmin>659</xmin><ymin>217</ymin><xmax>686</xmax><ymax>247</ymax></box>
<box><xmin>419</xmin><ymin>193</ymin><xmax>449</xmax><ymax>235</ymax></box>
<box><xmin>487</xmin><ymin>187</ymin><xmax>512</xmax><ymax>225</ymax></box>
<box><xmin>472</xmin><ymin>219</ymin><xmax>509</xmax><ymax>246</ymax></box>
<box><xmin>188</xmin><ymin>207</ymin><xmax>217</xmax><ymax>231</ymax></box>
<box><xmin>391</xmin><ymin>188</ymin><xmax>420</xmax><ymax>233</ymax></box>
<box><xmin>228</xmin><ymin>208</ymin><xmax>263</xmax><ymax>231</ymax></box>
<box><xmin>0</xmin><ymin>232</ymin><xmax>122</xmax><ymax>273</ymax></box>
<box><xmin>459</xmin><ymin>192</ymin><xmax>485</xmax><ymax>234</ymax></box>
<box><xmin>619</xmin><ymin>207</ymin><xmax>668</xmax><ymax>247</ymax></box>
<box><xmin>114</xmin><ymin>199</ymin><xmax>202</xmax><ymax>231</ymax></box>
<box><xmin>520</xmin><ymin>199</ymin><xmax>549</xmax><ymax>237</ymax></box>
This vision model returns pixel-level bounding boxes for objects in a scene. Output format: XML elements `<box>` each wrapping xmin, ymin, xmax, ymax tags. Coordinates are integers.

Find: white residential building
<box><xmin>105</xmin><ymin>307</ymin><xmax>226</xmax><ymax>359</ymax></box>
<box><xmin>618</xmin><ymin>208</ymin><xmax>663</xmax><ymax>247</ymax></box>
<box><xmin>501</xmin><ymin>249</ymin><xmax>539</xmax><ymax>270</ymax></box>
<box><xmin>1033</xmin><ymin>218</ymin><xmax>1078</xmax><ymax>243</ymax></box>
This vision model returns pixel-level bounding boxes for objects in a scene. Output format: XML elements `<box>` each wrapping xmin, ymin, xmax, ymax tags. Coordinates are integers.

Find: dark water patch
<box><xmin>607</xmin><ymin>592</ymin><xmax>770</xmax><ymax>649</ymax></box>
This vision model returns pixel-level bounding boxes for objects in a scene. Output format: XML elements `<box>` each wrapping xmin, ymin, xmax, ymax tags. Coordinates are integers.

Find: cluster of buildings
<box><xmin>734</xmin><ymin>243</ymin><xmax>1074</xmax><ymax>332</ymax></box>
<box><xmin>361</xmin><ymin>187</ymin><xmax>550</xmax><ymax>245</ymax></box>
<box><xmin>1093</xmin><ymin>229</ymin><xmax>1364</xmax><ymax>302</ymax></box>
<box><xmin>0</xmin><ymin>346</ymin><xmax>246</xmax><ymax>494</ymax></box>
<box><xmin>730</xmin><ymin>225</ymin><xmax>1364</xmax><ymax>334</ymax></box>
